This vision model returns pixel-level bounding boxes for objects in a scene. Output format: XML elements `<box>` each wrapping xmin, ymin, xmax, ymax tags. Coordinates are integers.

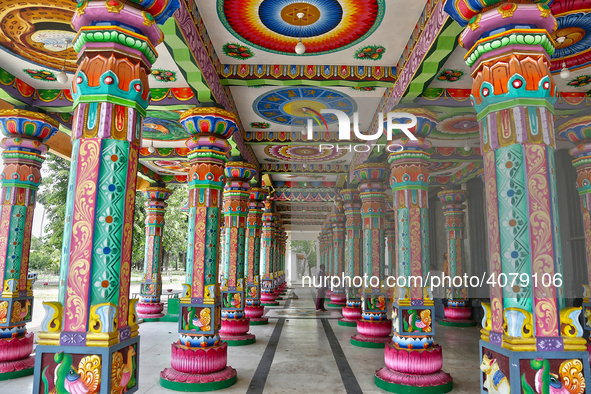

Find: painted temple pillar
<box><xmin>219</xmin><ymin>161</ymin><xmax>257</xmax><ymax>346</ymax></box>
<box><xmin>558</xmin><ymin>117</ymin><xmax>591</xmax><ymax>343</ymax></box>
<box><xmin>273</xmin><ymin>224</ymin><xmax>283</xmax><ymax>299</ymax></box>
<box><xmin>260</xmin><ymin>198</ymin><xmax>279</xmax><ymax>306</ymax></box>
<box><xmin>375</xmin><ymin>129</ymin><xmax>453</xmax><ymax>393</ymax></box>
<box><xmin>328</xmin><ymin>197</ymin><xmax>347</xmax><ymax>307</ymax></box>
<box><xmin>33</xmin><ymin>1</ymin><xmax>179</xmax><ymax>392</ymax></box>
<box><xmin>0</xmin><ymin>110</ymin><xmax>58</xmax><ymax>381</ymax></box>
<box><xmin>324</xmin><ymin>222</ymin><xmax>334</xmax><ymax>298</ymax></box>
<box><xmin>437</xmin><ymin>190</ymin><xmax>476</xmax><ymax>327</ymax></box>
<box><xmin>137</xmin><ymin>187</ymin><xmax>172</xmax><ymax>321</ymax></box>
<box><xmin>279</xmin><ymin>229</ymin><xmax>287</xmax><ymax>291</ymax></box>
<box><xmin>160</xmin><ymin>107</ymin><xmax>238</xmax><ymax>391</ymax></box>
<box><xmin>244</xmin><ymin>187</ymin><xmax>268</xmax><ymax>325</ymax></box>
<box><xmin>350</xmin><ymin>163</ymin><xmax>392</xmax><ymax>348</ymax></box>
<box><xmin>338</xmin><ymin>189</ymin><xmax>363</xmax><ymax>327</ymax></box>
<box><xmin>385</xmin><ymin>210</ymin><xmax>395</xmax><ymax>280</ymax></box>
<box><xmin>444</xmin><ymin>1</ymin><xmax>590</xmax><ymax>391</ymax></box>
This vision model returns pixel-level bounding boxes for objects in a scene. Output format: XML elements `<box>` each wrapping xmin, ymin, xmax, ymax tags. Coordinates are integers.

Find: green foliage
<box><xmin>290</xmin><ymin>240</ymin><xmax>317</xmax><ymax>276</ymax></box>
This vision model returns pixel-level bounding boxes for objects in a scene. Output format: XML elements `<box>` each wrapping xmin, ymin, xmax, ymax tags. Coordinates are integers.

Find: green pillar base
<box><xmin>338</xmin><ymin>320</ymin><xmax>358</xmax><ymax>327</ymax></box>
<box><xmin>275</xmin><ymin>297</ymin><xmax>283</xmax><ymax>300</ymax></box>
<box><xmin>350</xmin><ymin>338</ymin><xmax>387</xmax><ymax>348</ymax></box>
<box><xmin>223</xmin><ymin>336</ymin><xmax>256</xmax><ymax>346</ymax></box>
<box><xmin>0</xmin><ymin>366</ymin><xmax>34</xmax><ymax>381</ymax></box>
<box><xmin>160</xmin><ymin>371</ymin><xmax>237</xmax><ymax>392</ymax></box>
<box><xmin>439</xmin><ymin>320</ymin><xmax>477</xmax><ymax>327</ymax></box>
<box><xmin>327</xmin><ymin>303</ymin><xmax>345</xmax><ymax>308</ymax></box>
<box><xmin>261</xmin><ymin>302</ymin><xmax>279</xmax><ymax>306</ymax></box>
<box><xmin>375</xmin><ymin>374</ymin><xmax>453</xmax><ymax>393</ymax></box>
<box><xmin>160</xmin><ymin>314</ymin><xmax>179</xmax><ymax>322</ymax></box>
<box><xmin>249</xmin><ymin>319</ymin><xmax>269</xmax><ymax>325</ymax></box>
<box><xmin>142</xmin><ymin>317</ymin><xmax>162</xmax><ymax>322</ymax></box>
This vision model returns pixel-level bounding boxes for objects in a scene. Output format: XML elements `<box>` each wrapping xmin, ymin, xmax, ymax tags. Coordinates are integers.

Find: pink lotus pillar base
<box><xmin>0</xmin><ymin>333</ymin><xmax>35</xmax><ymax>375</ymax></box>
<box><xmin>245</xmin><ymin>305</ymin><xmax>268</xmax><ymax>324</ymax></box>
<box><xmin>441</xmin><ymin>307</ymin><xmax>475</xmax><ymax>326</ymax></box>
<box><xmin>329</xmin><ymin>292</ymin><xmax>347</xmax><ymax>305</ymax></box>
<box><xmin>220</xmin><ymin>318</ymin><xmax>256</xmax><ymax>344</ymax></box>
<box><xmin>351</xmin><ymin>320</ymin><xmax>392</xmax><ymax>346</ymax></box>
<box><xmin>261</xmin><ymin>292</ymin><xmax>278</xmax><ymax>306</ymax></box>
<box><xmin>137</xmin><ymin>302</ymin><xmax>165</xmax><ymax>319</ymax></box>
<box><xmin>170</xmin><ymin>341</ymin><xmax>228</xmax><ymax>374</ymax></box>
<box><xmin>339</xmin><ymin>306</ymin><xmax>361</xmax><ymax>324</ymax></box>
<box><xmin>161</xmin><ymin>366</ymin><xmax>236</xmax><ymax>384</ymax></box>
<box><xmin>376</xmin><ymin>343</ymin><xmax>452</xmax><ymax>391</ymax></box>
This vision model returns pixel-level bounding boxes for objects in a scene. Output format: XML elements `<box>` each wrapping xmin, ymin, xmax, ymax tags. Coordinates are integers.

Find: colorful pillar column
<box><xmin>137</xmin><ymin>187</ymin><xmax>172</xmax><ymax>321</ymax></box>
<box><xmin>437</xmin><ymin>190</ymin><xmax>476</xmax><ymax>327</ymax></box>
<box><xmin>0</xmin><ymin>109</ymin><xmax>57</xmax><ymax>381</ymax></box>
<box><xmin>219</xmin><ymin>161</ymin><xmax>257</xmax><ymax>346</ymax></box>
<box><xmin>324</xmin><ymin>222</ymin><xmax>334</xmax><ymax>298</ymax></box>
<box><xmin>375</xmin><ymin>123</ymin><xmax>453</xmax><ymax>392</ymax></box>
<box><xmin>273</xmin><ymin>222</ymin><xmax>282</xmax><ymax>299</ymax></box>
<box><xmin>385</xmin><ymin>210</ymin><xmax>395</xmax><ymax>279</ymax></box>
<box><xmin>260</xmin><ymin>197</ymin><xmax>279</xmax><ymax>306</ymax></box>
<box><xmin>160</xmin><ymin>107</ymin><xmax>238</xmax><ymax>391</ymax></box>
<box><xmin>34</xmin><ymin>1</ymin><xmax>178</xmax><ymax>392</ymax></box>
<box><xmin>338</xmin><ymin>188</ymin><xmax>363</xmax><ymax>327</ymax></box>
<box><xmin>559</xmin><ymin>118</ymin><xmax>591</xmax><ymax>341</ymax></box>
<box><xmin>443</xmin><ymin>1</ymin><xmax>589</xmax><ymax>391</ymax></box>
<box><xmin>328</xmin><ymin>196</ymin><xmax>347</xmax><ymax>307</ymax></box>
<box><xmin>351</xmin><ymin>163</ymin><xmax>392</xmax><ymax>348</ymax></box>
<box><xmin>244</xmin><ymin>187</ymin><xmax>268</xmax><ymax>325</ymax></box>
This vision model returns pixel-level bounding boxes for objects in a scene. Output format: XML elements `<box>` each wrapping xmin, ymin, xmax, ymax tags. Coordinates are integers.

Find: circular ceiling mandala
<box><xmin>550</xmin><ymin>1</ymin><xmax>591</xmax><ymax>71</ymax></box>
<box><xmin>218</xmin><ymin>0</ymin><xmax>385</xmax><ymax>55</ymax></box>
<box><xmin>0</xmin><ymin>1</ymin><xmax>78</xmax><ymax>72</ymax></box>
<box><xmin>265</xmin><ymin>145</ymin><xmax>348</xmax><ymax>162</ymax></box>
<box><xmin>432</xmin><ymin>115</ymin><xmax>480</xmax><ymax>140</ymax></box>
<box><xmin>253</xmin><ymin>87</ymin><xmax>357</xmax><ymax>127</ymax></box>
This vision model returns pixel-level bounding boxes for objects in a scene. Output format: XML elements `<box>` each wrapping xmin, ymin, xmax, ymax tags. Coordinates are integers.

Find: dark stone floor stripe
<box><xmin>246</xmin><ymin>317</ymin><xmax>285</xmax><ymax>394</ymax></box>
<box><xmin>321</xmin><ymin>318</ymin><xmax>363</xmax><ymax>394</ymax></box>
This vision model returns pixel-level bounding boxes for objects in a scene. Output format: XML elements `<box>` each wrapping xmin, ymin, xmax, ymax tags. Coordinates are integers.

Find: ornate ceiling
<box><xmin>1</xmin><ymin>0</ymin><xmax>591</xmax><ymax>230</ymax></box>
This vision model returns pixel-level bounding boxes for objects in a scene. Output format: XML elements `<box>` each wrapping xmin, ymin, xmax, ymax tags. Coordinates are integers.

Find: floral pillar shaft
<box><xmin>437</xmin><ymin>190</ymin><xmax>475</xmax><ymax>326</ymax></box>
<box><xmin>244</xmin><ymin>188</ymin><xmax>268</xmax><ymax>324</ymax></box>
<box><xmin>0</xmin><ymin>110</ymin><xmax>57</xmax><ymax>380</ymax></box>
<box><xmin>137</xmin><ymin>187</ymin><xmax>172</xmax><ymax>320</ymax></box>
<box><xmin>260</xmin><ymin>198</ymin><xmax>278</xmax><ymax>306</ymax></box>
<box><xmin>351</xmin><ymin>163</ymin><xmax>392</xmax><ymax>347</ymax></box>
<box><xmin>34</xmin><ymin>1</ymin><xmax>178</xmax><ymax>392</ymax></box>
<box><xmin>160</xmin><ymin>107</ymin><xmax>239</xmax><ymax>391</ymax></box>
<box><xmin>339</xmin><ymin>189</ymin><xmax>363</xmax><ymax>326</ymax></box>
<box><xmin>324</xmin><ymin>223</ymin><xmax>334</xmax><ymax>297</ymax></box>
<box><xmin>277</xmin><ymin>228</ymin><xmax>286</xmax><ymax>292</ymax></box>
<box><xmin>375</xmin><ymin>117</ymin><xmax>453</xmax><ymax>392</ymax></box>
<box><xmin>328</xmin><ymin>198</ymin><xmax>346</xmax><ymax>307</ymax></box>
<box><xmin>559</xmin><ymin>117</ymin><xmax>591</xmax><ymax>337</ymax></box>
<box><xmin>272</xmin><ymin>222</ymin><xmax>281</xmax><ymax>296</ymax></box>
<box><xmin>385</xmin><ymin>211</ymin><xmax>395</xmax><ymax>279</ymax></box>
<box><xmin>443</xmin><ymin>2</ymin><xmax>588</xmax><ymax>392</ymax></box>
<box><xmin>220</xmin><ymin>162</ymin><xmax>256</xmax><ymax>345</ymax></box>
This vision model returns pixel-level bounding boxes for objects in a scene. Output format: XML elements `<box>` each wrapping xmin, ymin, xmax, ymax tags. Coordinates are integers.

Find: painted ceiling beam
<box><xmin>173</xmin><ymin>0</ymin><xmax>258</xmax><ymax>168</ymax></box>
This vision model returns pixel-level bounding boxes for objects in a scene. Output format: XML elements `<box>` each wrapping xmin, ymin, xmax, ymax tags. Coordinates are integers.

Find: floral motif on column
<box><xmin>260</xmin><ymin>198</ymin><xmax>278</xmax><ymax>306</ymax></box>
<box><xmin>443</xmin><ymin>2</ymin><xmax>588</xmax><ymax>392</ymax></box>
<box><xmin>160</xmin><ymin>107</ymin><xmax>239</xmax><ymax>391</ymax></box>
<box><xmin>328</xmin><ymin>196</ymin><xmax>346</xmax><ymax>306</ymax></box>
<box><xmin>34</xmin><ymin>1</ymin><xmax>179</xmax><ymax>392</ymax></box>
<box><xmin>437</xmin><ymin>190</ymin><xmax>475</xmax><ymax>326</ymax></box>
<box><xmin>137</xmin><ymin>187</ymin><xmax>172</xmax><ymax>320</ymax></box>
<box><xmin>219</xmin><ymin>161</ymin><xmax>256</xmax><ymax>345</ymax></box>
<box><xmin>0</xmin><ymin>110</ymin><xmax>57</xmax><ymax>379</ymax></box>
<box><xmin>244</xmin><ymin>188</ymin><xmax>268</xmax><ymax>324</ymax></box>
<box><xmin>385</xmin><ymin>210</ymin><xmax>395</xmax><ymax>280</ymax></box>
<box><xmin>350</xmin><ymin>163</ymin><xmax>392</xmax><ymax>347</ymax></box>
<box><xmin>323</xmin><ymin>222</ymin><xmax>334</xmax><ymax>298</ymax></box>
<box><xmin>339</xmin><ymin>189</ymin><xmax>363</xmax><ymax>326</ymax></box>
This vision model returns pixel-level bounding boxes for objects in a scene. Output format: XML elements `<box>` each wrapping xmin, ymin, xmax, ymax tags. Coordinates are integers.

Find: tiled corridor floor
<box><xmin>2</xmin><ymin>285</ymin><xmax>481</xmax><ymax>393</ymax></box>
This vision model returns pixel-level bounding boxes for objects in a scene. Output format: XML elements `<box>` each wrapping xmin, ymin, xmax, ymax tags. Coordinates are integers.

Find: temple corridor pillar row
<box><xmin>0</xmin><ymin>110</ymin><xmax>58</xmax><ymax>380</ymax></box>
<box><xmin>33</xmin><ymin>0</ymin><xmax>179</xmax><ymax>392</ymax></box>
<box><xmin>338</xmin><ymin>189</ymin><xmax>363</xmax><ymax>327</ymax></box>
<box><xmin>328</xmin><ymin>196</ymin><xmax>346</xmax><ymax>307</ymax></box>
<box><xmin>137</xmin><ymin>187</ymin><xmax>172</xmax><ymax>321</ymax></box>
<box><xmin>260</xmin><ymin>198</ymin><xmax>278</xmax><ymax>306</ymax></box>
<box><xmin>375</xmin><ymin>112</ymin><xmax>453</xmax><ymax>391</ymax></box>
<box><xmin>220</xmin><ymin>161</ymin><xmax>256</xmax><ymax>345</ymax></box>
<box><xmin>244</xmin><ymin>188</ymin><xmax>268</xmax><ymax>325</ymax></box>
<box><xmin>444</xmin><ymin>1</ymin><xmax>590</xmax><ymax>391</ymax></box>
<box><xmin>160</xmin><ymin>107</ymin><xmax>238</xmax><ymax>391</ymax></box>
<box><xmin>351</xmin><ymin>163</ymin><xmax>391</xmax><ymax>348</ymax></box>
<box><xmin>437</xmin><ymin>190</ymin><xmax>476</xmax><ymax>327</ymax></box>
